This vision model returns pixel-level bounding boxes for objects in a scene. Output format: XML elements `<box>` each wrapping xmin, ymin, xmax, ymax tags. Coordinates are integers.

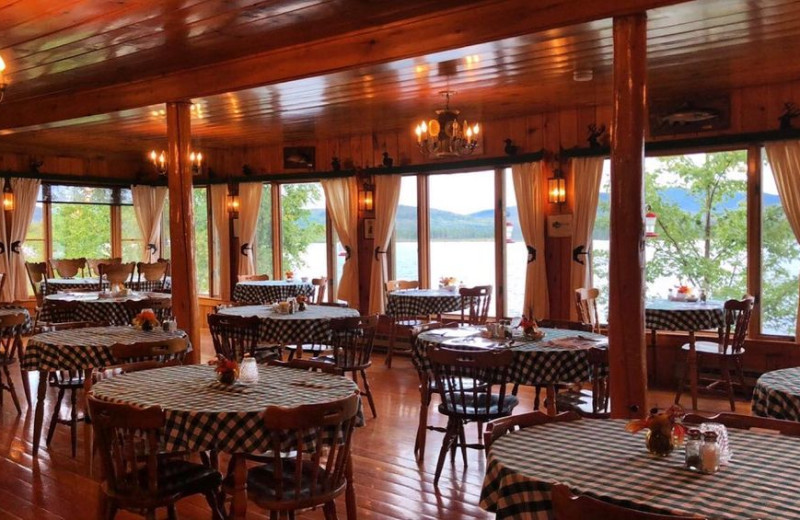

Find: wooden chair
<box><xmin>555</xmin><ymin>346</ymin><xmax>610</xmax><ymax>418</ymax></box>
<box><xmin>484</xmin><ymin>411</ymin><xmax>581</xmax><ymax>449</ymax></box>
<box><xmin>86</xmin><ymin>257</ymin><xmax>121</xmax><ymax>277</ymax></box>
<box><xmin>428</xmin><ymin>344</ymin><xmax>518</xmax><ymax>486</ymax></box>
<box><xmin>208</xmin><ymin>313</ymin><xmax>279</xmax><ymax>362</ymax></box>
<box><xmin>238</xmin><ymin>274</ymin><xmax>270</xmax><ymax>282</ymax></box>
<box><xmin>459</xmin><ymin>285</ymin><xmax>492</xmax><ymax>325</ymax></box>
<box><xmin>123</xmin><ymin>297</ymin><xmax>173</xmax><ymax>323</ymax></box>
<box><xmin>87</xmin><ymin>396</ymin><xmax>224</xmax><ymax>520</ymax></box>
<box><xmin>683</xmin><ymin>412</ymin><xmax>800</xmax><ymax>436</ymax></box>
<box><xmin>99</xmin><ymin>261</ymin><xmax>136</xmax><ymax>288</ymax></box>
<box><xmin>25</xmin><ymin>261</ymin><xmax>49</xmax><ymax>331</ymax></box>
<box><xmin>50</xmin><ymin>257</ymin><xmax>86</xmax><ymax>278</ymax></box>
<box><xmin>675</xmin><ymin>296</ymin><xmax>754</xmax><ymax>411</ymax></box>
<box><xmin>111</xmin><ymin>336</ymin><xmax>189</xmax><ymax>365</ymax></box>
<box><xmin>384</xmin><ymin>279</ymin><xmax>423</xmax><ymax>368</ymax></box>
<box><xmin>224</xmin><ymin>392</ymin><xmax>359</xmax><ymax>519</ymax></box>
<box><xmin>268</xmin><ymin>357</ymin><xmax>344</xmax><ymax>376</ymax></box>
<box><xmin>0</xmin><ymin>313</ymin><xmax>27</xmax><ymax>414</ymax></box>
<box><xmin>551</xmin><ymin>484</ymin><xmax>703</xmax><ymax>520</ymax></box>
<box><xmin>136</xmin><ymin>261</ymin><xmax>169</xmax><ymax>292</ymax></box>
<box><xmin>575</xmin><ymin>287</ymin><xmax>601</xmax><ymax>333</ymax></box>
<box><xmin>311</xmin><ymin>276</ymin><xmax>328</xmax><ymax>304</ymax></box>
<box><xmin>317</xmin><ymin>315</ymin><xmax>380</xmax><ymax>418</ymax></box>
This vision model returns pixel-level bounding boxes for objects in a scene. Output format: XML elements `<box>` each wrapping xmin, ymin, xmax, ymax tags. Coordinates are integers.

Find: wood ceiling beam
<box><xmin>0</xmin><ymin>0</ymin><xmax>690</xmax><ymax>130</ymax></box>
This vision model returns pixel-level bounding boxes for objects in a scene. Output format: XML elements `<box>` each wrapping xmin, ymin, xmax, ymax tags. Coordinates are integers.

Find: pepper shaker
<box><xmin>684</xmin><ymin>429</ymin><xmax>702</xmax><ymax>471</ymax></box>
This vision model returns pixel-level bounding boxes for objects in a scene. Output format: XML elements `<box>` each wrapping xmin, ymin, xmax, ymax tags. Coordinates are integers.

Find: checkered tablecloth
<box><xmin>22</xmin><ymin>325</ymin><xmax>187</xmax><ymax>372</ymax></box>
<box><xmin>90</xmin><ymin>364</ymin><xmax>363</xmax><ymax>453</ymax></box>
<box><xmin>39</xmin><ymin>291</ymin><xmax>172</xmax><ymax>326</ymax></box>
<box><xmin>645</xmin><ymin>300</ymin><xmax>725</xmax><ymax>331</ymax></box>
<box><xmin>232</xmin><ymin>281</ymin><xmax>315</xmax><ymax>303</ymax></box>
<box><xmin>386</xmin><ymin>289</ymin><xmax>463</xmax><ymax>317</ymax></box>
<box><xmin>0</xmin><ymin>306</ymin><xmax>32</xmax><ymax>335</ymax></box>
<box><xmin>752</xmin><ymin>367</ymin><xmax>800</xmax><ymax>421</ymax></box>
<box><xmin>481</xmin><ymin>418</ymin><xmax>800</xmax><ymax>520</ymax></box>
<box><xmin>46</xmin><ymin>277</ymin><xmax>172</xmax><ymax>295</ymax></box>
<box><xmin>414</xmin><ymin>327</ymin><xmax>607</xmax><ymax>386</ymax></box>
<box><xmin>217</xmin><ymin>304</ymin><xmax>359</xmax><ymax>345</ymax></box>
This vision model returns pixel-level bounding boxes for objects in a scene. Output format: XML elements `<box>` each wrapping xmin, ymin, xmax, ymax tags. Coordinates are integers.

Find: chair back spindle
<box><xmin>459</xmin><ymin>285</ymin><xmax>492</xmax><ymax>325</ymax></box>
<box><xmin>207</xmin><ymin>313</ymin><xmax>261</xmax><ymax>362</ymax></box>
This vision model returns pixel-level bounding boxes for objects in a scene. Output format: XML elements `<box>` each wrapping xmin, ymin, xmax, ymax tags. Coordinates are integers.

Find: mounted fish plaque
<box><xmin>649</xmin><ymin>95</ymin><xmax>730</xmax><ymax>137</ymax></box>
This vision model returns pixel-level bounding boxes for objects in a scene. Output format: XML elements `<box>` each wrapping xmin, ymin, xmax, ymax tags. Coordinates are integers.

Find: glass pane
<box><xmin>394</xmin><ymin>176</ymin><xmax>419</xmax><ymax>280</ymax></box>
<box><xmin>51</xmin><ymin>203</ymin><xmax>112</xmax><ymax>258</ymax></box>
<box><xmin>121</xmin><ymin>205</ymin><xmax>142</xmax><ymax>262</ymax></box>
<box><xmin>50</xmin><ymin>186</ymin><xmax>113</xmax><ymax>204</ymax></box>
<box><xmin>255</xmin><ymin>184</ymin><xmax>274</xmax><ymax>277</ymax></box>
<box><xmin>591</xmin><ymin>160</ymin><xmax>611</xmax><ymax>323</ymax></box>
<box><xmin>429</xmin><ymin>171</ymin><xmax>496</xmax><ymax>316</ymax></box>
<box><xmin>194</xmin><ymin>187</ymin><xmax>210</xmax><ymax>295</ymax></box>
<box><xmin>120</xmin><ymin>188</ymin><xmax>133</xmax><ymax>205</ymax></box>
<box><xmin>161</xmin><ymin>197</ymin><xmax>171</xmax><ymax>259</ymax></box>
<box><xmin>645</xmin><ymin>151</ymin><xmax>748</xmax><ymax>303</ymax></box>
<box><xmin>761</xmin><ymin>152</ymin><xmax>800</xmax><ymax>336</ymax></box>
<box><xmin>504</xmin><ymin>168</ymin><xmax>525</xmax><ymax>317</ymax></box>
<box><xmin>23</xmin><ymin>197</ymin><xmax>45</xmax><ymax>269</ymax></box>
<box><xmin>280</xmin><ymin>183</ymin><xmax>326</xmax><ymax>280</ymax></box>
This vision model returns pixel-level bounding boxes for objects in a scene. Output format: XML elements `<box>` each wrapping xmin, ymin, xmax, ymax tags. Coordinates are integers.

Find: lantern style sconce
<box><xmin>360</xmin><ymin>182</ymin><xmax>375</xmax><ymax>212</ymax></box>
<box><xmin>645</xmin><ymin>205</ymin><xmax>658</xmax><ymax>238</ymax></box>
<box><xmin>548</xmin><ymin>168</ymin><xmax>566</xmax><ymax>205</ymax></box>
<box><xmin>227</xmin><ymin>186</ymin><xmax>240</xmax><ymax>218</ymax></box>
<box><xmin>2</xmin><ymin>178</ymin><xmax>13</xmax><ymax>211</ymax></box>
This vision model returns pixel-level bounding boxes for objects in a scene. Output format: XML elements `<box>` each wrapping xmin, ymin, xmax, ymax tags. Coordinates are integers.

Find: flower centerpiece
<box><xmin>214</xmin><ymin>356</ymin><xmax>240</xmax><ymax>385</ymax></box>
<box><xmin>439</xmin><ymin>276</ymin><xmax>458</xmax><ymax>291</ymax></box>
<box><xmin>285</xmin><ymin>270</ymin><xmax>294</xmax><ymax>280</ymax></box>
<box><xmin>132</xmin><ymin>308</ymin><xmax>160</xmax><ymax>332</ymax></box>
<box><xmin>296</xmin><ymin>294</ymin><xmax>307</xmax><ymax>311</ymax></box>
<box><xmin>519</xmin><ymin>316</ymin><xmax>545</xmax><ymax>341</ymax></box>
<box><xmin>670</xmin><ymin>285</ymin><xmax>693</xmax><ymax>301</ymax></box>
<box><xmin>625</xmin><ymin>405</ymin><xmax>686</xmax><ymax>457</ymax></box>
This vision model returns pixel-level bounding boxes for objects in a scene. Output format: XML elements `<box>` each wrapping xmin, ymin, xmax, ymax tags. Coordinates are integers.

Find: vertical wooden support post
<box><xmin>746</xmin><ymin>146</ymin><xmax>762</xmax><ymax>336</ymax></box>
<box><xmin>166</xmin><ymin>101</ymin><xmax>200</xmax><ymax>364</ymax></box>
<box><xmin>609</xmin><ymin>13</ymin><xmax>648</xmax><ymax>418</ymax></box>
<box><xmin>494</xmin><ymin>167</ymin><xmax>507</xmax><ymax>319</ymax></box>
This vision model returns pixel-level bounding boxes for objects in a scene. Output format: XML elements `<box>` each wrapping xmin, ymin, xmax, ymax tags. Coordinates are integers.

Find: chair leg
<box><xmin>47</xmin><ymin>387</ymin><xmax>66</xmax><ymax>447</ymax></box>
<box><xmin>360</xmin><ymin>369</ymin><xmax>377</xmax><ymax>418</ymax></box>
<box><xmin>457</xmin><ymin>422</ymin><xmax>468</xmax><ymax>467</ymax></box>
<box><xmin>434</xmin><ymin>418</ymin><xmax>458</xmax><ymax>487</ymax></box>
<box><xmin>721</xmin><ymin>358</ymin><xmax>736</xmax><ymax>412</ymax></box>
<box><xmin>533</xmin><ymin>385</ymin><xmax>542</xmax><ymax>410</ymax></box>
<box><xmin>477</xmin><ymin>421</ymin><xmax>484</xmax><ymax>449</ymax></box>
<box><xmin>167</xmin><ymin>505</ymin><xmax>177</xmax><ymax>520</ymax></box>
<box><xmin>415</xmin><ymin>385</ymin><xmax>431</xmax><ymax>459</ymax></box>
<box><xmin>70</xmin><ymin>388</ymin><xmax>79</xmax><ymax>457</ymax></box>
<box><xmin>674</xmin><ymin>352</ymin><xmax>689</xmax><ymax>406</ymax></box>
<box><xmin>287</xmin><ymin>349</ymin><xmax>295</xmax><ymax>361</ymax></box>
<box><xmin>204</xmin><ymin>490</ymin><xmax>224</xmax><ymax>520</ymax></box>
<box><xmin>2</xmin><ymin>365</ymin><xmax>20</xmax><ymax>415</ymax></box>
<box><xmin>385</xmin><ymin>320</ymin><xmax>395</xmax><ymax>368</ymax></box>
<box><xmin>322</xmin><ymin>501</ymin><xmax>338</xmax><ymax>520</ymax></box>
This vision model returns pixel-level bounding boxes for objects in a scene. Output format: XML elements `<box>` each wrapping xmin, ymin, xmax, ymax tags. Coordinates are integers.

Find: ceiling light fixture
<box><xmin>414</xmin><ymin>91</ymin><xmax>480</xmax><ymax>158</ymax></box>
<box><xmin>148</xmin><ymin>149</ymin><xmax>204</xmax><ymax>175</ymax></box>
<box><xmin>573</xmin><ymin>69</ymin><xmax>593</xmax><ymax>82</ymax></box>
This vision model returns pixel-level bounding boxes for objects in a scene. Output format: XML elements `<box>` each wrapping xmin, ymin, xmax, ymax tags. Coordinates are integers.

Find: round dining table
<box><xmin>90</xmin><ymin>364</ymin><xmax>363</xmax><ymax>520</ymax></box>
<box><xmin>752</xmin><ymin>367</ymin><xmax>800</xmax><ymax>421</ymax></box>
<box><xmin>45</xmin><ymin>277</ymin><xmax>172</xmax><ymax>294</ymax></box>
<box><xmin>23</xmin><ymin>325</ymin><xmax>188</xmax><ymax>455</ymax></box>
<box><xmin>386</xmin><ymin>288</ymin><xmax>463</xmax><ymax>318</ymax></box>
<box><xmin>480</xmin><ymin>417</ymin><xmax>800</xmax><ymax>520</ymax></box>
<box><xmin>232</xmin><ymin>280</ymin><xmax>315</xmax><ymax>303</ymax></box>
<box><xmin>40</xmin><ymin>291</ymin><xmax>171</xmax><ymax>325</ymax></box>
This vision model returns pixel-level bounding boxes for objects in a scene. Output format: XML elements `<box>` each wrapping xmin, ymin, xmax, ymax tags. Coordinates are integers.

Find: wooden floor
<box><xmin>0</xmin><ymin>333</ymin><xmax>753</xmax><ymax>520</ymax></box>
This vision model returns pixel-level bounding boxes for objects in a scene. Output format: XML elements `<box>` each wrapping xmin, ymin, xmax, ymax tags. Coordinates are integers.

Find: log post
<box><xmin>609</xmin><ymin>13</ymin><xmax>648</xmax><ymax>418</ymax></box>
<box><xmin>166</xmin><ymin>101</ymin><xmax>200</xmax><ymax>364</ymax></box>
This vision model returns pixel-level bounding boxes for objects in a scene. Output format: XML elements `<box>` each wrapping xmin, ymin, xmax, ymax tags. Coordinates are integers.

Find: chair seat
<box><xmin>242</xmin><ymin>459</ymin><xmax>345</xmax><ymax>506</ymax></box>
<box><xmin>681</xmin><ymin>341</ymin><xmax>745</xmax><ymax>356</ymax></box>
<box><xmin>555</xmin><ymin>389</ymin><xmax>611</xmax><ymax>418</ymax></box>
<box><xmin>313</xmin><ymin>355</ymin><xmax>371</xmax><ymax>372</ymax></box>
<box><xmin>285</xmin><ymin>344</ymin><xmax>332</xmax><ymax>355</ymax></box>
<box><xmin>129</xmin><ymin>459</ymin><xmax>222</xmax><ymax>500</ymax></box>
<box><xmin>438</xmin><ymin>393</ymin><xmax>519</xmax><ymax>419</ymax></box>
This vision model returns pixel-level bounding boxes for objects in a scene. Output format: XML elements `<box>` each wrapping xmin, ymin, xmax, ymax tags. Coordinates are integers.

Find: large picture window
<box><xmin>50</xmin><ymin>186</ymin><xmax>113</xmax><ymax>259</ymax></box>
<box><xmin>279</xmin><ymin>182</ymin><xmax>326</xmax><ymax>280</ymax></box>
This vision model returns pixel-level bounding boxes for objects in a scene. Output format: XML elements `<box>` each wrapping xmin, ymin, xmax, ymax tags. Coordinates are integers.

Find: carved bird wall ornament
<box><xmin>778</xmin><ymin>102</ymin><xmax>800</xmax><ymax>130</ymax></box>
<box><xmin>504</xmin><ymin>139</ymin><xmax>518</xmax><ymax>156</ymax></box>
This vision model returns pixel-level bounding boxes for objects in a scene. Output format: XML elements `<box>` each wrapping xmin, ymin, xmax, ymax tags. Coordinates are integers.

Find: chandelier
<box><xmin>414</xmin><ymin>91</ymin><xmax>480</xmax><ymax>157</ymax></box>
<box><xmin>148</xmin><ymin>149</ymin><xmax>204</xmax><ymax>175</ymax></box>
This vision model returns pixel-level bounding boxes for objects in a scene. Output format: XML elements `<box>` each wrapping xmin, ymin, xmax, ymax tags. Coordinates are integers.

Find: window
<box><xmin>393</xmin><ymin>176</ymin><xmax>419</xmax><ymax>281</ymax></box>
<box><xmin>279</xmin><ymin>182</ymin><xmax>326</xmax><ymax>280</ymax></box>
<box><xmin>23</xmin><ymin>186</ymin><xmax>45</xmax><ymax>264</ymax></box>
<box><xmin>120</xmin><ymin>188</ymin><xmax>142</xmax><ymax>262</ymax></box>
<box><xmin>50</xmin><ymin>186</ymin><xmax>112</xmax><ymax>259</ymax></box>
<box><xmin>255</xmin><ymin>184</ymin><xmax>274</xmax><ymax>277</ymax></box>
<box><xmin>504</xmin><ymin>169</ymin><xmax>525</xmax><ymax>317</ymax></box>
<box><xmin>193</xmin><ymin>187</ymin><xmax>211</xmax><ymax>295</ymax></box>
<box><xmin>591</xmin><ymin>160</ymin><xmax>611</xmax><ymax>323</ymax></box>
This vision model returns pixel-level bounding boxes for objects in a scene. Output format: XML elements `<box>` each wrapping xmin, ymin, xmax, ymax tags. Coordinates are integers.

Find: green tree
<box><xmin>280</xmin><ymin>183</ymin><xmax>325</xmax><ymax>272</ymax></box>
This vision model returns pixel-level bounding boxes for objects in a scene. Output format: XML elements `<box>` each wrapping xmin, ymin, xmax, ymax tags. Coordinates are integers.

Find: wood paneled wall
<box><xmin>0</xmin><ymin>150</ymin><xmax>141</xmax><ymax>180</ymax></box>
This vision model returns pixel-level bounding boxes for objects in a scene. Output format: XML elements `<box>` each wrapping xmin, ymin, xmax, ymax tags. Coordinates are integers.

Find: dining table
<box><xmin>232</xmin><ymin>280</ymin><xmax>315</xmax><ymax>303</ymax></box>
<box><xmin>89</xmin><ymin>363</ymin><xmax>363</xmax><ymax>520</ymax></box>
<box><xmin>646</xmin><ymin>299</ymin><xmax>725</xmax><ymax>410</ymax></box>
<box><xmin>480</xmin><ymin>416</ymin><xmax>800</xmax><ymax>519</ymax></box>
<box><xmin>22</xmin><ymin>325</ymin><xmax>188</xmax><ymax>455</ymax></box>
<box><xmin>217</xmin><ymin>304</ymin><xmax>359</xmax><ymax>357</ymax></box>
<box><xmin>414</xmin><ymin>326</ymin><xmax>607</xmax><ymax>414</ymax></box>
<box><xmin>386</xmin><ymin>288</ymin><xmax>463</xmax><ymax>318</ymax></box>
<box><xmin>752</xmin><ymin>367</ymin><xmax>800</xmax><ymax>421</ymax></box>
<box><xmin>40</xmin><ymin>290</ymin><xmax>172</xmax><ymax>325</ymax></box>
<box><xmin>44</xmin><ymin>276</ymin><xmax>172</xmax><ymax>294</ymax></box>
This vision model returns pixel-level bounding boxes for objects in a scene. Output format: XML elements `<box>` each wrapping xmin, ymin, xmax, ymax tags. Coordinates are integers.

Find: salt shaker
<box><xmin>684</xmin><ymin>429</ymin><xmax>702</xmax><ymax>471</ymax></box>
<box><xmin>239</xmin><ymin>355</ymin><xmax>259</xmax><ymax>385</ymax></box>
<box><xmin>700</xmin><ymin>431</ymin><xmax>720</xmax><ymax>474</ymax></box>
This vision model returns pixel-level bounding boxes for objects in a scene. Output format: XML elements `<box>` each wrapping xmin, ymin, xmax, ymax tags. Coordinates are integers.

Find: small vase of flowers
<box><xmin>132</xmin><ymin>309</ymin><xmax>160</xmax><ymax>332</ymax></box>
<box><xmin>626</xmin><ymin>405</ymin><xmax>686</xmax><ymax>457</ymax></box>
<box><xmin>519</xmin><ymin>316</ymin><xmax>545</xmax><ymax>341</ymax></box>
<box><xmin>215</xmin><ymin>356</ymin><xmax>240</xmax><ymax>385</ymax></box>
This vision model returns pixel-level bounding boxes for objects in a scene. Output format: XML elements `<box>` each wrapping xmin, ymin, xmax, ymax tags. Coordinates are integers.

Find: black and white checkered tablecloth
<box><xmin>217</xmin><ymin>304</ymin><xmax>359</xmax><ymax>345</ymax></box>
<box><xmin>414</xmin><ymin>327</ymin><xmax>607</xmax><ymax>386</ymax></box>
<box><xmin>45</xmin><ymin>277</ymin><xmax>172</xmax><ymax>294</ymax></box>
<box><xmin>23</xmin><ymin>325</ymin><xmax>187</xmax><ymax>372</ymax></box>
<box><xmin>752</xmin><ymin>367</ymin><xmax>800</xmax><ymax>421</ymax></box>
<box><xmin>232</xmin><ymin>281</ymin><xmax>315</xmax><ymax>303</ymax></box>
<box><xmin>90</xmin><ymin>364</ymin><xmax>363</xmax><ymax>453</ymax></box>
<box><xmin>39</xmin><ymin>291</ymin><xmax>172</xmax><ymax>326</ymax></box>
<box><xmin>481</xmin><ymin>418</ymin><xmax>800</xmax><ymax>520</ymax></box>
<box><xmin>645</xmin><ymin>300</ymin><xmax>725</xmax><ymax>331</ymax></box>
<box><xmin>386</xmin><ymin>289</ymin><xmax>463</xmax><ymax>317</ymax></box>
<box><xmin>0</xmin><ymin>306</ymin><xmax>32</xmax><ymax>335</ymax></box>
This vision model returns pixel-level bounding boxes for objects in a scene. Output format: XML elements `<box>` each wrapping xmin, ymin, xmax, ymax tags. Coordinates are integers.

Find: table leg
<box><xmin>229</xmin><ymin>454</ymin><xmax>247</xmax><ymax>520</ymax></box>
<box><xmin>296</xmin><ymin>342</ymin><xmax>303</xmax><ymax>359</ymax></box>
<box><xmin>546</xmin><ymin>385</ymin><xmax>557</xmax><ymax>416</ymax></box>
<box><xmin>345</xmin><ymin>455</ymin><xmax>357</xmax><ymax>520</ymax></box>
<box><xmin>32</xmin><ymin>371</ymin><xmax>47</xmax><ymax>455</ymax></box>
<box><xmin>688</xmin><ymin>331</ymin><xmax>698</xmax><ymax>411</ymax></box>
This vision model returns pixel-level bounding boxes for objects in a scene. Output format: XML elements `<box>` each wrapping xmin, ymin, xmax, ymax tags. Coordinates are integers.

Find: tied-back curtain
<box><xmin>0</xmin><ymin>203</ymin><xmax>9</xmax><ymax>302</ymax></box>
<box><xmin>237</xmin><ymin>183</ymin><xmax>263</xmax><ymax>277</ymax></box>
<box><xmin>765</xmin><ymin>140</ymin><xmax>800</xmax><ymax>339</ymax></box>
<box><xmin>569</xmin><ymin>157</ymin><xmax>604</xmax><ymax>321</ymax></box>
<box><xmin>131</xmin><ymin>185</ymin><xmax>168</xmax><ymax>262</ymax></box>
<box><xmin>368</xmin><ymin>175</ymin><xmax>402</xmax><ymax>314</ymax></box>
<box><xmin>512</xmin><ymin>162</ymin><xmax>549</xmax><ymax>319</ymax></box>
<box><xmin>210</xmin><ymin>185</ymin><xmax>231</xmax><ymax>300</ymax></box>
<box><xmin>9</xmin><ymin>179</ymin><xmax>40</xmax><ymax>301</ymax></box>
<box><xmin>321</xmin><ymin>177</ymin><xmax>359</xmax><ymax>307</ymax></box>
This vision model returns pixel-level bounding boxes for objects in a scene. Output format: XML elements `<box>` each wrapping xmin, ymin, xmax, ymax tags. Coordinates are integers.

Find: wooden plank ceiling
<box><xmin>0</xmin><ymin>0</ymin><xmax>799</xmax><ymax>158</ymax></box>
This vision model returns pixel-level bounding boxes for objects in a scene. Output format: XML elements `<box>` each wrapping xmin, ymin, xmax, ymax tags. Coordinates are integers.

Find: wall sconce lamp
<box><xmin>0</xmin><ymin>54</ymin><xmax>7</xmax><ymax>103</ymax></box>
<box><xmin>360</xmin><ymin>182</ymin><xmax>375</xmax><ymax>212</ymax></box>
<box><xmin>227</xmin><ymin>185</ymin><xmax>240</xmax><ymax>218</ymax></box>
<box><xmin>548</xmin><ymin>168</ymin><xmax>566</xmax><ymax>205</ymax></box>
<box><xmin>148</xmin><ymin>149</ymin><xmax>204</xmax><ymax>175</ymax></box>
<box><xmin>2</xmin><ymin>178</ymin><xmax>13</xmax><ymax>211</ymax></box>
<box><xmin>190</xmin><ymin>151</ymin><xmax>203</xmax><ymax>175</ymax></box>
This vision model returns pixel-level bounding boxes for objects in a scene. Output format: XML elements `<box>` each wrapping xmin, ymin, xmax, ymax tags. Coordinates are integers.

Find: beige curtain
<box><xmin>569</xmin><ymin>157</ymin><xmax>604</xmax><ymax>320</ymax></box>
<box><xmin>9</xmin><ymin>179</ymin><xmax>41</xmax><ymax>301</ymax></box>
<box><xmin>0</xmin><ymin>202</ymin><xmax>10</xmax><ymax>302</ymax></box>
<box><xmin>237</xmin><ymin>183</ymin><xmax>263</xmax><ymax>277</ymax></box>
<box><xmin>368</xmin><ymin>175</ymin><xmax>402</xmax><ymax>314</ymax></box>
<box><xmin>322</xmin><ymin>177</ymin><xmax>359</xmax><ymax>307</ymax></box>
<box><xmin>512</xmin><ymin>162</ymin><xmax>549</xmax><ymax>319</ymax></box>
<box><xmin>210</xmin><ymin>184</ymin><xmax>232</xmax><ymax>300</ymax></box>
<box><xmin>765</xmin><ymin>140</ymin><xmax>800</xmax><ymax>339</ymax></box>
<box><xmin>131</xmin><ymin>185</ymin><xmax>168</xmax><ymax>262</ymax></box>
